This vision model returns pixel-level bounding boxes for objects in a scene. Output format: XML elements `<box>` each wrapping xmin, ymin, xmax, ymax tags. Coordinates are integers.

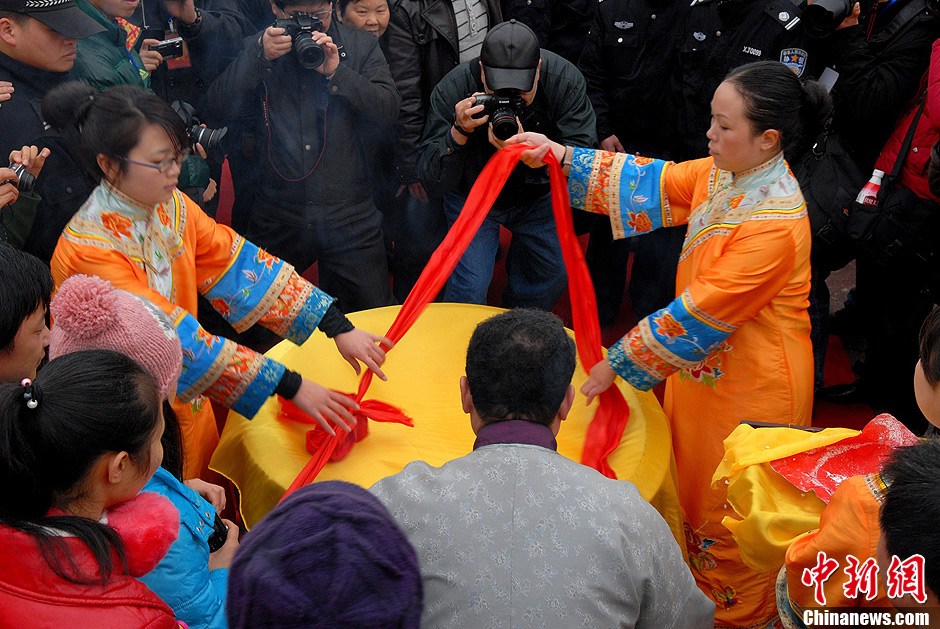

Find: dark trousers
<box><xmin>247</xmin><ymin>196</ymin><xmax>395</xmax><ymax>313</ymax></box>
<box><xmin>441</xmin><ymin>191</ymin><xmax>567</xmax><ymax>310</ymax></box>
<box><xmin>587</xmin><ymin>220</ymin><xmax>685</xmax><ymax>323</ymax></box>
<box><xmin>379</xmin><ymin>191</ymin><xmax>447</xmax><ymax>303</ymax></box>
<box><xmin>857</xmin><ymin>256</ymin><xmax>933</xmax><ymax>434</ymax></box>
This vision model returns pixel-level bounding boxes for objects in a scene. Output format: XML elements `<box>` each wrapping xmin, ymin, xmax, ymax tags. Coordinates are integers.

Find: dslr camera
<box><xmin>473</xmin><ymin>91</ymin><xmax>526</xmax><ymax>141</ymax></box>
<box><xmin>170</xmin><ymin>101</ymin><xmax>227</xmax><ymax>151</ymax></box>
<box><xmin>3</xmin><ymin>163</ymin><xmax>34</xmax><ymax>192</ymax></box>
<box><xmin>273</xmin><ymin>12</ymin><xmax>326</xmax><ymax>69</ymax></box>
<box><xmin>801</xmin><ymin>0</ymin><xmax>853</xmax><ymax>37</ymax></box>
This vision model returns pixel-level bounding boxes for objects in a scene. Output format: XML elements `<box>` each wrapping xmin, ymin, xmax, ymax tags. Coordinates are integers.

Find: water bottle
<box><xmin>855</xmin><ymin>169</ymin><xmax>884</xmax><ymax>206</ymax></box>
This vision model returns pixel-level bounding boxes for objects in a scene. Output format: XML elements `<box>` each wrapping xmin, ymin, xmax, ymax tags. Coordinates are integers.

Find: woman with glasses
<box><xmin>46</xmin><ymin>83</ymin><xmax>393</xmax><ymax>480</ymax></box>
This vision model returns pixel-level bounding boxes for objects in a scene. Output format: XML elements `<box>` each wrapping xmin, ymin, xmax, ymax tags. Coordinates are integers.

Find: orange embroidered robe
<box><xmin>569</xmin><ymin>149</ymin><xmax>814</xmax><ymax>626</ymax></box>
<box><xmin>51</xmin><ymin>185</ymin><xmax>335</xmax><ymax>479</ymax></box>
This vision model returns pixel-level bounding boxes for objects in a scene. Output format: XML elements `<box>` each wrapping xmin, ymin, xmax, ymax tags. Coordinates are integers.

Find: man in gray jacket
<box><xmin>372</xmin><ymin>308</ymin><xmax>715</xmax><ymax>628</ymax></box>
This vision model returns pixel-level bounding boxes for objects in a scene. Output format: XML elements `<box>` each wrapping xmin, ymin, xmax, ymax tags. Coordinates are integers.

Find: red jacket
<box><xmin>874</xmin><ymin>38</ymin><xmax>940</xmax><ymax>203</ymax></box>
<box><xmin>0</xmin><ymin>492</ymin><xmax>181</xmax><ymax>628</ymax></box>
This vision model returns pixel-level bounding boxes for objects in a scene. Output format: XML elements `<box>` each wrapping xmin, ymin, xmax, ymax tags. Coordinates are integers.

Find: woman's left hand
<box><xmin>581</xmin><ymin>359</ymin><xmax>617</xmax><ymax>405</ymax></box>
<box><xmin>333</xmin><ymin>328</ymin><xmax>395</xmax><ymax>380</ymax></box>
<box><xmin>503</xmin><ymin>131</ymin><xmax>566</xmax><ymax>169</ymax></box>
<box><xmin>183</xmin><ymin>478</ymin><xmax>227</xmax><ymax>512</ymax></box>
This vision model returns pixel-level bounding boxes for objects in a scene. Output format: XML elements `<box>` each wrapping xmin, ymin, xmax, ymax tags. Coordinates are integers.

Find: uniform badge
<box><xmin>693</xmin><ymin>31</ymin><xmax>706</xmax><ymax>41</ymax></box>
<box><xmin>614</xmin><ymin>20</ymin><xmax>634</xmax><ymax>29</ymax></box>
<box><xmin>779</xmin><ymin>47</ymin><xmax>808</xmax><ymax>77</ymax></box>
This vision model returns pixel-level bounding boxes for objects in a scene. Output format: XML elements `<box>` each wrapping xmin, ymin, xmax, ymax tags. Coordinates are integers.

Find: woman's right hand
<box><xmin>291</xmin><ymin>378</ymin><xmax>358</xmax><ymax>435</ymax></box>
<box><xmin>580</xmin><ymin>359</ymin><xmax>617</xmax><ymax>405</ymax></box>
<box><xmin>504</xmin><ymin>132</ymin><xmax>566</xmax><ymax>168</ymax></box>
<box><xmin>207</xmin><ymin>518</ymin><xmax>239</xmax><ymax>570</ymax></box>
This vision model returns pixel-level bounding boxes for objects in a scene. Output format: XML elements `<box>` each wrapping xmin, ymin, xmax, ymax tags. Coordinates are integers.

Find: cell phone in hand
<box><xmin>150</xmin><ymin>36</ymin><xmax>184</xmax><ymax>60</ymax></box>
<box><xmin>206</xmin><ymin>514</ymin><xmax>229</xmax><ymax>553</ymax></box>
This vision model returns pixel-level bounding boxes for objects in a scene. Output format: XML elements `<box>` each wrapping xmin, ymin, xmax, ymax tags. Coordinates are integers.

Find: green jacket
<box><xmin>74</xmin><ymin>0</ymin><xmax>151</xmax><ymax>91</ymax></box>
<box><xmin>417</xmin><ymin>48</ymin><xmax>595</xmax><ymax>207</ymax></box>
<box><xmin>0</xmin><ymin>192</ymin><xmax>39</xmax><ymax>249</ymax></box>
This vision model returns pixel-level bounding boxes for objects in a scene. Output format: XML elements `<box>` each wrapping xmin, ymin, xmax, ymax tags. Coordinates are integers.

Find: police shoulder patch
<box><xmin>779</xmin><ymin>47</ymin><xmax>808</xmax><ymax>77</ymax></box>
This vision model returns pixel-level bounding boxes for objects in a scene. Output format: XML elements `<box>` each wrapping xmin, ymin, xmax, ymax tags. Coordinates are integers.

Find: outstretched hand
<box><xmin>292</xmin><ymin>378</ymin><xmax>359</xmax><ymax>436</ymax></box>
<box><xmin>581</xmin><ymin>359</ymin><xmax>617</xmax><ymax>405</ymax></box>
<box><xmin>333</xmin><ymin>328</ymin><xmax>394</xmax><ymax>380</ymax></box>
<box><xmin>503</xmin><ymin>132</ymin><xmax>566</xmax><ymax>169</ymax></box>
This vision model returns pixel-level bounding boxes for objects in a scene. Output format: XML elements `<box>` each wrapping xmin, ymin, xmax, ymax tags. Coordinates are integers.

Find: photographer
<box><xmin>0</xmin><ymin>145</ymin><xmax>47</xmax><ymax>249</ymax></box>
<box><xmin>204</xmin><ymin>0</ymin><xmax>399</xmax><ymax>312</ymax></box>
<box><xmin>0</xmin><ymin>0</ymin><xmax>104</xmax><ymax>261</ymax></box>
<box><xmin>419</xmin><ymin>20</ymin><xmax>595</xmax><ymax>309</ymax></box>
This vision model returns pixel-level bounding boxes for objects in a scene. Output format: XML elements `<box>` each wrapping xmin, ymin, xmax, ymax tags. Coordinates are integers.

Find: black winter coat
<box><xmin>385</xmin><ymin>0</ymin><xmax>502</xmax><ymax>185</ymax></box>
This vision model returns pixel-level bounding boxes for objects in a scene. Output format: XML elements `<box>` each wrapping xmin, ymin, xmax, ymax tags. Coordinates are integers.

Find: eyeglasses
<box><xmin>120</xmin><ymin>149</ymin><xmax>190</xmax><ymax>174</ymax></box>
<box><xmin>286</xmin><ymin>7</ymin><xmax>332</xmax><ymax>18</ymax></box>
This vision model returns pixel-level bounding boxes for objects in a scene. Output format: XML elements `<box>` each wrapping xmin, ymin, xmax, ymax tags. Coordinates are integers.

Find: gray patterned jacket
<box><xmin>371</xmin><ymin>441</ymin><xmax>715</xmax><ymax>628</ymax></box>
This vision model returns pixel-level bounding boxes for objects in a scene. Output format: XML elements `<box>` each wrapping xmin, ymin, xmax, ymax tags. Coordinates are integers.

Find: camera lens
<box><xmin>802</xmin><ymin>0</ymin><xmax>853</xmax><ymax>37</ymax></box>
<box><xmin>490</xmin><ymin>107</ymin><xmax>520</xmax><ymax>141</ymax></box>
<box><xmin>293</xmin><ymin>32</ymin><xmax>325</xmax><ymax>69</ymax></box>
<box><xmin>8</xmin><ymin>163</ymin><xmax>35</xmax><ymax>191</ymax></box>
<box><xmin>189</xmin><ymin>124</ymin><xmax>228</xmax><ymax>151</ymax></box>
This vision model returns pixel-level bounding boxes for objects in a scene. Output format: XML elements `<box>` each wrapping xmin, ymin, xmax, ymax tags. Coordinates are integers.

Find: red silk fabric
<box><xmin>769</xmin><ymin>414</ymin><xmax>919</xmax><ymax>503</ymax></box>
<box><xmin>280</xmin><ymin>144</ymin><xmax>630</xmax><ymax>500</ymax></box>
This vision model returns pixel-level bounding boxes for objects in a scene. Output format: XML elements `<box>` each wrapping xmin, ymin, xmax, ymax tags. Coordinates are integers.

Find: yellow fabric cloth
<box><xmin>210</xmin><ymin>304</ymin><xmax>684</xmax><ymax>548</ymax></box>
<box><xmin>711</xmin><ymin>424</ymin><xmax>858</xmax><ymax>575</ymax></box>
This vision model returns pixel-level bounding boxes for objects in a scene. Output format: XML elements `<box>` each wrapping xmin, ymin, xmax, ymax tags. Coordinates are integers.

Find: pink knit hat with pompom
<box><xmin>49</xmin><ymin>275</ymin><xmax>183</xmax><ymax>398</ymax></box>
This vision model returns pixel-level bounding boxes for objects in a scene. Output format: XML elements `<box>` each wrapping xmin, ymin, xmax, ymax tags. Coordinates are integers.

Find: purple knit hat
<box><xmin>49</xmin><ymin>275</ymin><xmax>183</xmax><ymax>399</ymax></box>
<box><xmin>227</xmin><ymin>481</ymin><xmax>423</xmax><ymax>628</ymax></box>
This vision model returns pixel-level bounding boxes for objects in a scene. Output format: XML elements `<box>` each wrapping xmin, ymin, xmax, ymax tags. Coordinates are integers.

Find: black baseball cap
<box><xmin>0</xmin><ymin>0</ymin><xmax>104</xmax><ymax>39</ymax></box>
<box><xmin>480</xmin><ymin>19</ymin><xmax>540</xmax><ymax>92</ymax></box>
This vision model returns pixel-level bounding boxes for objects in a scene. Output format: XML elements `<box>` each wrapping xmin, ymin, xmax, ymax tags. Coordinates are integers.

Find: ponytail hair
<box><xmin>724</xmin><ymin>61</ymin><xmax>833</xmax><ymax>163</ymax></box>
<box><xmin>41</xmin><ymin>82</ymin><xmax>187</xmax><ymax>181</ymax></box>
<box><xmin>0</xmin><ymin>350</ymin><xmax>162</xmax><ymax>584</ymax></box>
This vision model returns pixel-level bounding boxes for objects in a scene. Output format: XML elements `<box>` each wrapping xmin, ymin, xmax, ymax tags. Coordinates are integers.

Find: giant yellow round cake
<box><xmin>211</xmin><ymin>303</ymin><xmax>682</xmax><ymax>542</ymax></box>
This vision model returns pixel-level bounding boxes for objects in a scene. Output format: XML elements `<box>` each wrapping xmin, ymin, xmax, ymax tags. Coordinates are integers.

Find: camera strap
<box><xmin>261</xmin><ymin>81</ymin><xmax>328</xmax><ymax>182</ymax></box>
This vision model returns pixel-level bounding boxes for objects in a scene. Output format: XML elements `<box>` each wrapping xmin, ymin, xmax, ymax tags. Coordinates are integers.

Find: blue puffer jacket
<box><xmin>141</xmin><ymin>467</ymin><xmax>228</xmax><ymax>629</ymax></box>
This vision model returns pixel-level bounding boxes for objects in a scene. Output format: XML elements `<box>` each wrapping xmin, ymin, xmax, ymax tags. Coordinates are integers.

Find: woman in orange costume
<box><xmin>47</xmin><ymin>83</ymin><xmax>392</xmax><ymax>480</ymax></box>
<box><xmin>511</xmin><ymin>61</ymin><xmax>828</xmax><ymax>627</ymax></box>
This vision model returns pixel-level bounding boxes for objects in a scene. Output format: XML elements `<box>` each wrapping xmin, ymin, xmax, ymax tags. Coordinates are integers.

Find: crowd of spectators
<box><xmin>1</xmin><ymin>0</ymin><xmax>940</xmax><ymax>626</ymax></box>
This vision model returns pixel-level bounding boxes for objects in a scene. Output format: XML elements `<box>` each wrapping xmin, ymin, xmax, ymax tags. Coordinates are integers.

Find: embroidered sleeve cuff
<box><xmin>568</xmin><ymin>147</ymin><xmax>671</xmax><ymax>239</ymax></box>
<box><xmin>201</xmin><ymin>237</ymin><xmax>292</xmax><ymax>333</ymax></box>
<box><xmin>232</xmin><ymin>355</ymin><xmax>286</xmax><ymax>417</ymax></box>
<box><xmin>174</xmin><ymin>310</ymin><xmax>286</xmax><ymax>418</ymax></box>
<box><xmin>201</xmin><ymin>237</ymin><xmax>335</xmax><ymax>344</ymax></box>
<box><xmin>607</xmin><ymin>335</ymin><xmax>663</xmax><ymax>391</ymax></box>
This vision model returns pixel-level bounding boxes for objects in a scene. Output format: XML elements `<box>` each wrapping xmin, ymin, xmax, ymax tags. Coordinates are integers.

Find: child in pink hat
<box><xmin>50</xmin><ymin>274</ymin><xmax>236</xmax><ymax>629</ymax></box>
